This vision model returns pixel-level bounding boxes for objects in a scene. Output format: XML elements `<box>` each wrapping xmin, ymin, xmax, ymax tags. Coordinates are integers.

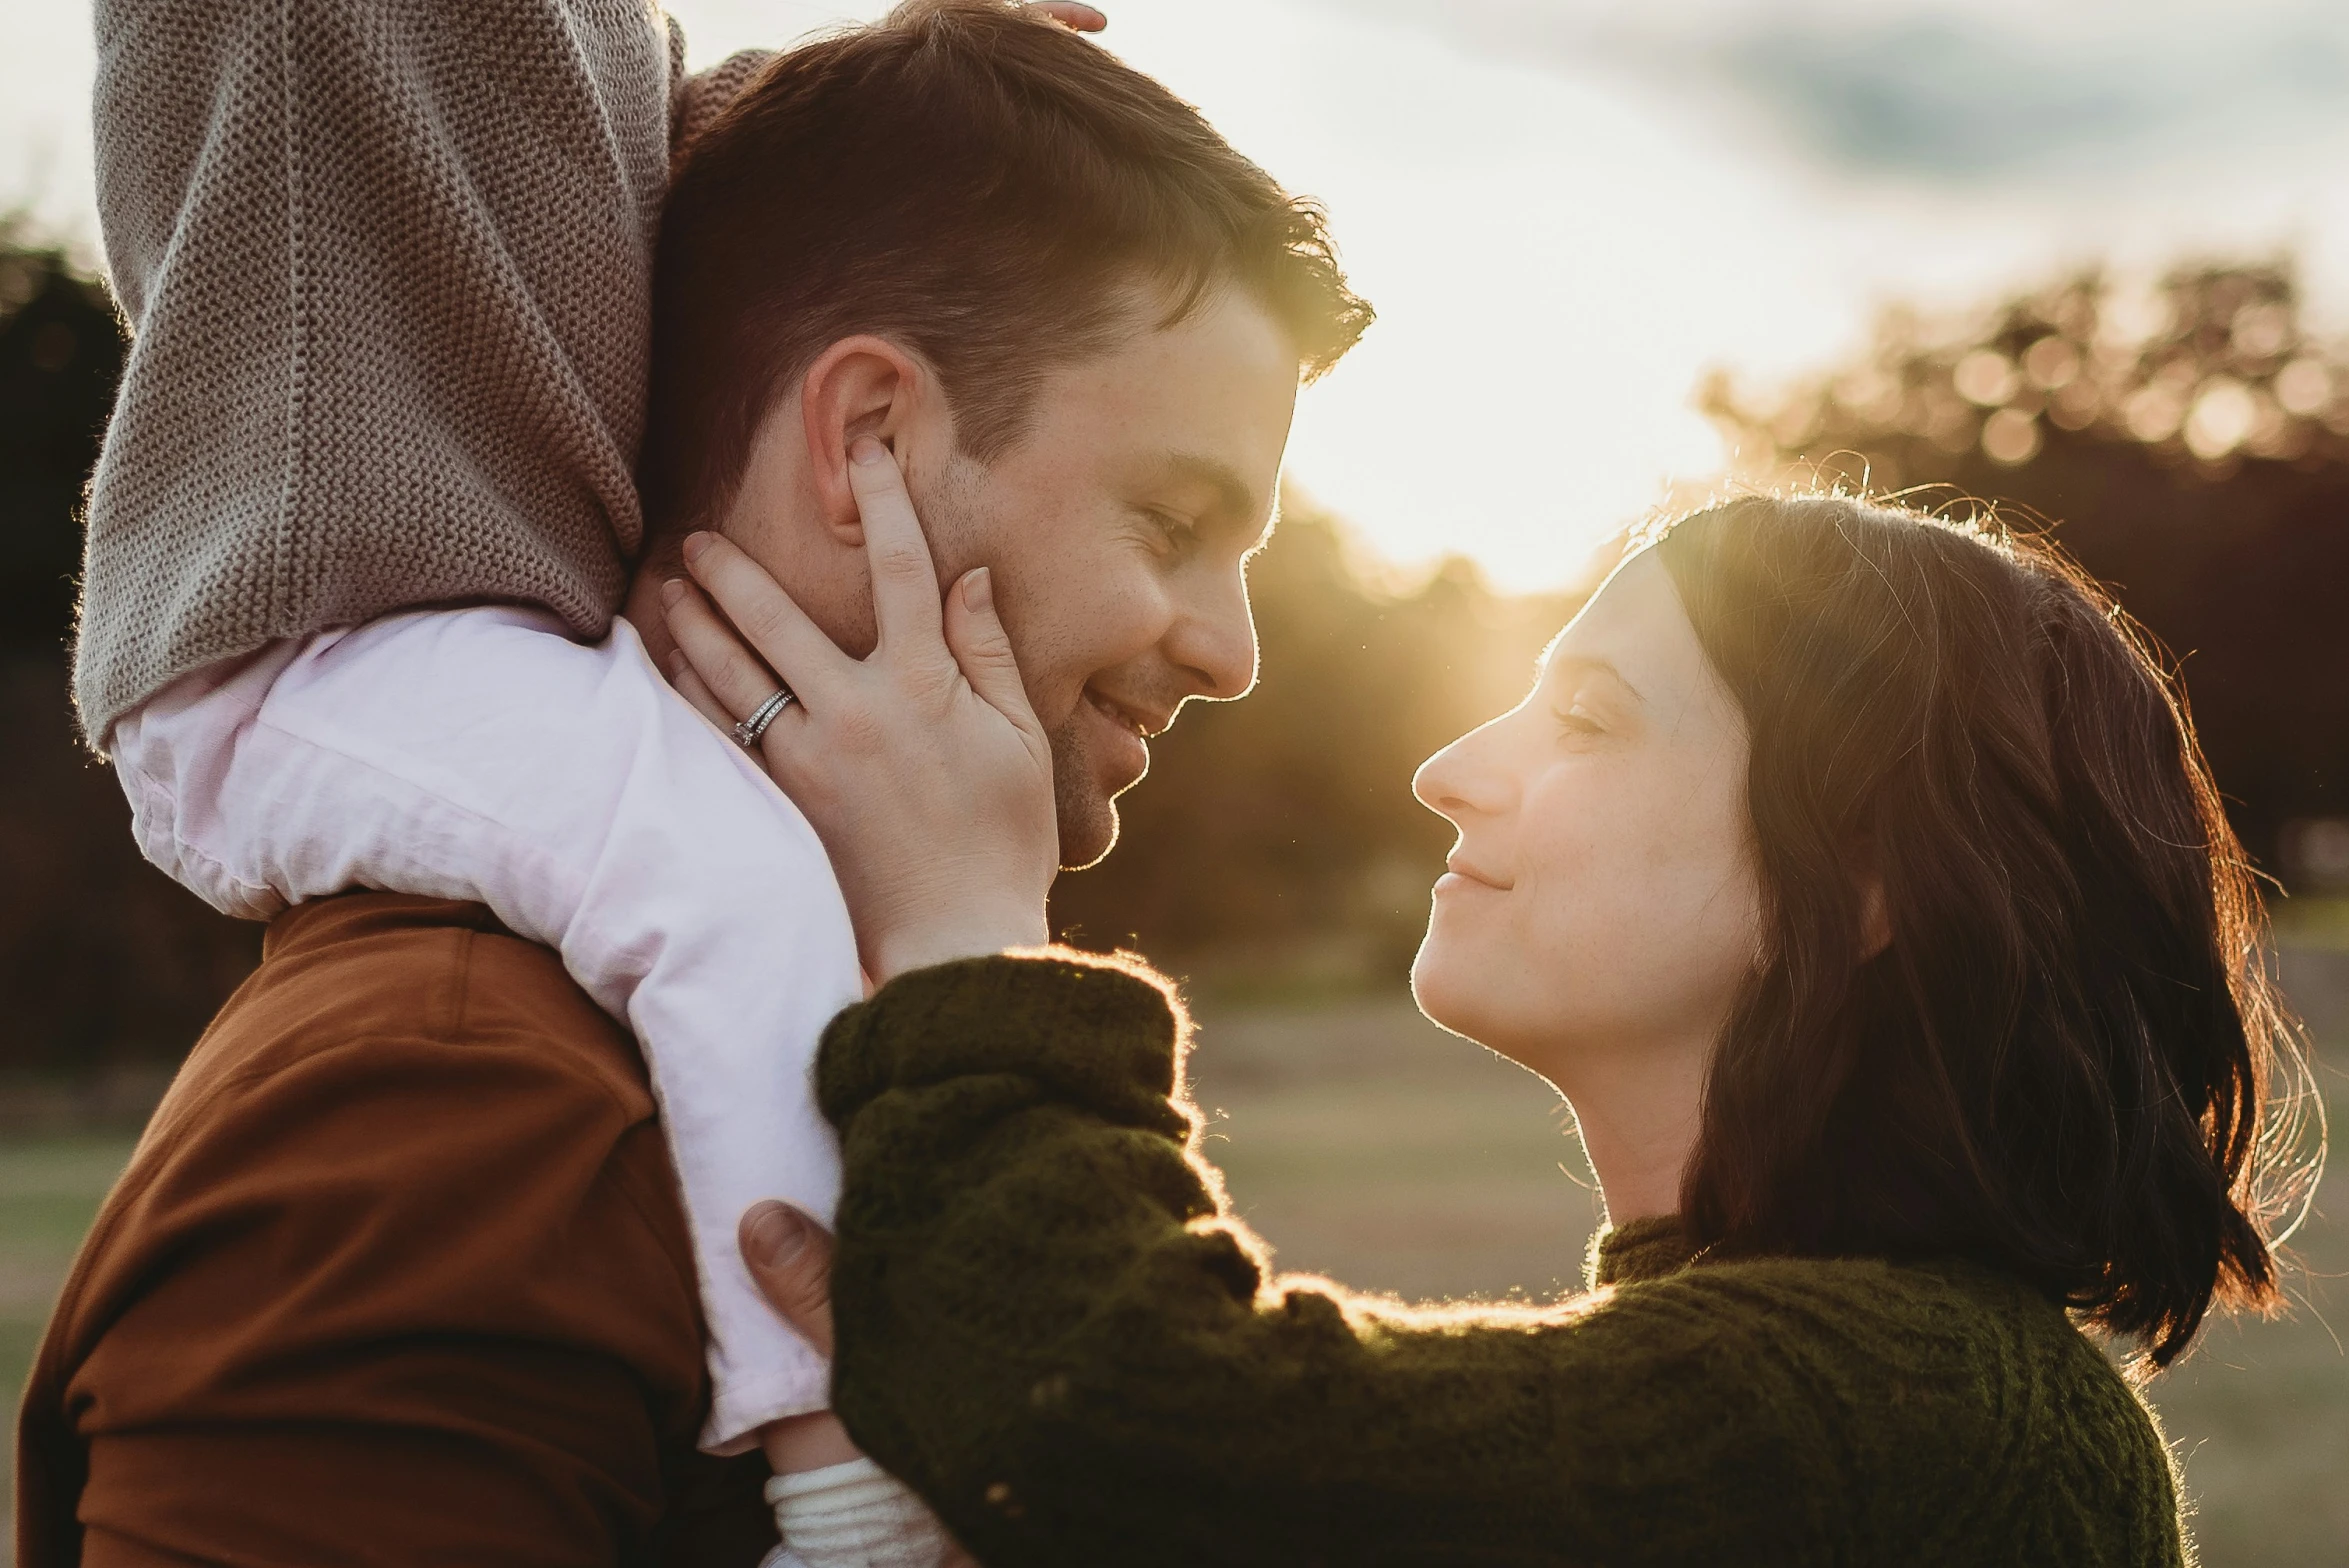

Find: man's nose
<box><xmin>1164</xmin><ymin>568</ymin><xmax>1259</xmax><ymax>701</ymax></box>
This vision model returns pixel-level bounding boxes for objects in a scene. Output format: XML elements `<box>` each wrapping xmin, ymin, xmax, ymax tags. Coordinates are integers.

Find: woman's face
<box><xmin>1411</xmin><ymin>548</ymin><xmax>1762</xmax><ymax>1083</ymax></box>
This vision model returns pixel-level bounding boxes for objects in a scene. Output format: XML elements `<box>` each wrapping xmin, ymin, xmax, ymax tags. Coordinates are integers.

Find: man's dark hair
<box><xmin>641</xmin><ymin>0</ymin><xmax>1372</xmax><ymax>537</ymax></box>
<box><xmin>1653</xmin><ymin>494</ymin><xmax>2320</xmax><ymax>1368</ymax></box>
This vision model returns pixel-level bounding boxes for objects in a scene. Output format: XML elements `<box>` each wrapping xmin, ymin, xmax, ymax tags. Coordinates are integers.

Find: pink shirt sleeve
<box><xmin>108</xmin><ymin>604</ymin><xmax>864</xmax><ymax>1452</ymax></box>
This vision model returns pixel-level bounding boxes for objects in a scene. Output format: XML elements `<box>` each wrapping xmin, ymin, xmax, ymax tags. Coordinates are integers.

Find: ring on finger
<box><xmin>732</xmin><ymin>686</ymin><xmax>795</xmax><ymax>750</ymax></box>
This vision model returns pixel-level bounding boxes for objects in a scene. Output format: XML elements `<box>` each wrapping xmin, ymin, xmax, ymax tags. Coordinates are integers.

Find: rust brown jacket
<box><xmin>15</xmin><ymin>894</ymin><xmax>774</xmax><ymax>1567</ymax></box>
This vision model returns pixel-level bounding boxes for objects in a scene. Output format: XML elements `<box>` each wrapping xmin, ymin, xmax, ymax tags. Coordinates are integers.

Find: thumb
<box><xmin>945</xmin><ymin>568</ymin><xmax>1034</xmax><ymax>723</ymax></box>
<box><xmin>740</xmin><ymin>1201</ymin><xmax>838</xmax><ymax>1359</ymax></box>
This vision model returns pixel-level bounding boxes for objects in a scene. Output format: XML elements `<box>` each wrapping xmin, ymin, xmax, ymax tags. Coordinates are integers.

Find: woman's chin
<box><xmin>1409</xmin><ymin>933</ymin><xmax>1482</xmax><ymax>1042</ymax></box>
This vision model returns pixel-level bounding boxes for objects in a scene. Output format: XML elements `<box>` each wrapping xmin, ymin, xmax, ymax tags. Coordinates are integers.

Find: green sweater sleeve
<box><xmin>815</xmin><ymin>955</ymin><xmax>1859</xmax><ymax>1567</ymax></box>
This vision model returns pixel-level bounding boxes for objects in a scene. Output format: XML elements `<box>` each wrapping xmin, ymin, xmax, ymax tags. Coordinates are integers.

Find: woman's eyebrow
<box><xmin>1544</xmin><ymin>652</ymin><xmax>1643</xmax><ymax>704</ymax></box>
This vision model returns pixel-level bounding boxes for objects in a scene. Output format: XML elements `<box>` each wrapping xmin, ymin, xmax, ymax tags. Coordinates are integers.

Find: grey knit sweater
<box><xmin>74</xmin><ymin>0</ymin><xmax>767</xmax><ymax>740</ymax></box>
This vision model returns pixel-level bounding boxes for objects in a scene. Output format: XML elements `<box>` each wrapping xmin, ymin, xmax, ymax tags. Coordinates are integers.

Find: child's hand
<box><xmin>1025</xmin><ymin>2</ymin><xmax>1108</xmax><ymax>28</ymax></box>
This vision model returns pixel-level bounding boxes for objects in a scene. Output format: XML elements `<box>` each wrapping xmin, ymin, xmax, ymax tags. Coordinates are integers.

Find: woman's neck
<box><xmin>1544</xmin><ymin>1036</ymin><xmax>1710</xmax><ymax>1227</ymax></box>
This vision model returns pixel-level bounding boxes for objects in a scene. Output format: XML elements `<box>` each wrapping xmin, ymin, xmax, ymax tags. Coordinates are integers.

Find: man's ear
<box><xmin>799</xmin><ymin>335</ymin><xmax>930</xmax><ymax>544</ymax></box>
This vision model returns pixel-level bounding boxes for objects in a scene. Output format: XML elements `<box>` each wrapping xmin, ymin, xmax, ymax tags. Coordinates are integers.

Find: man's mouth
<box><xmin>1078</xmin><ymin>686</ymin><xmax>1171</xmax><ymax>791</ymax></box>
<box><xmin>1083</xmin><ymin>688</ymin><xmax>1171</xmax><ymax>740</ymax></box>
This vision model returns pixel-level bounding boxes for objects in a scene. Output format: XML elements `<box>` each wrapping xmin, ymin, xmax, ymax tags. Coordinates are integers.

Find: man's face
<box><xmin>912</xmin><ymin>290</ymin><xmax>1302</xmax><ymax>866</ymax></box>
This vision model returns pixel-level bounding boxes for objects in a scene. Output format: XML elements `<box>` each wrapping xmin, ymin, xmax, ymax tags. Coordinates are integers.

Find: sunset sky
<box><xmin>8</xmin><ymin>0</ymin><xmax>2349</xmax><ymax>591</ymax></box>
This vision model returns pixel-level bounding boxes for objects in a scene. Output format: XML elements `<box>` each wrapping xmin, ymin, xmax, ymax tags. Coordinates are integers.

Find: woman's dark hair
<box><xmin>1651</xmin><ymin>492</ymin><xmax>2319</xmax><ymax>1367</ymax></box>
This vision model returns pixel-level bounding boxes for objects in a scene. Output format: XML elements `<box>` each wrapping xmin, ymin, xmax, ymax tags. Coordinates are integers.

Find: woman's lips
<box><xmin>1438</xmin><ymin>857</ymin><xmax>1511</xmax><ymax>893</ymax></box>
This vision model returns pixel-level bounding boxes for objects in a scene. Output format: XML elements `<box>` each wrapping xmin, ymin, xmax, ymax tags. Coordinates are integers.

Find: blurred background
<box><xmin>5</xmin><ymin>0</ymin><xmax>2348</xmax><ymax>1561</ymax></box>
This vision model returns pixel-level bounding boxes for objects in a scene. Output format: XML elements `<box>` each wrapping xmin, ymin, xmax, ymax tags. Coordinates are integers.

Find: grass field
<box><xmin>5</xmin><ymin>961</ymin><xmax>2345</xmax><ymax>1564</ymax></box>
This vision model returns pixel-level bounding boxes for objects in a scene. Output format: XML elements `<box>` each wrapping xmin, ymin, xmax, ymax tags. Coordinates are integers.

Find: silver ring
<box><xmin>731</xmin><ymin>686</ymin><xmax>795</xmax><ymax>749</ymax></box>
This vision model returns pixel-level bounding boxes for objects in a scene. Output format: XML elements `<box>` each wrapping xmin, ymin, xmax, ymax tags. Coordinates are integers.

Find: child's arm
<box><xmin>111</xmin><ymin>603</ymin><xmax>864</xmax><ymax>1451</ymax></box>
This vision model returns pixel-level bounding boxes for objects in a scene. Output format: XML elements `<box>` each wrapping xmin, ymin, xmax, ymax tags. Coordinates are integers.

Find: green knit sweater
<box><xmin>815</xmin><ymin>953</ymin><xmax>2190</xmax><ymax>1568</ymax></box>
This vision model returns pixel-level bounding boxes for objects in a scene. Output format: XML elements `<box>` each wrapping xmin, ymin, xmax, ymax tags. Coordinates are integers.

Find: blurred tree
<box><xmin>1051</xmin><ymin>500</ymin><xmax>1582</xmax><ymax>981</ymax></box>
<box><xmin>16</xmin><ymin>217</ymin><xmax>2340</xmax><ymax>1059</ymax></box>
<box><xmin>1702</xmin><ymin>260</ymin><xmax>2349</xmax><ymax>886</ymax></box>
<box><xmin>1</xmin><ymin>226</ymin><xmax>260</xmax><ymax>1072</ymax></box>
<box><xmin>1</xmin><ymin>223</ymin><xmax>115</xmax><ymax>654</ymax></box>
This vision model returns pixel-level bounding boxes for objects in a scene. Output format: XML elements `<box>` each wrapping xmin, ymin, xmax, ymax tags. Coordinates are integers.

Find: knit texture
<box><xmin>73</xmin><ymin>1</ymin><xmax>764</xmax><ymax>740</ymax></box>
<box><xmin>816</xmin><ymin>953</ymin><xmax>2195</xmax><ymax>1568</ymax></box>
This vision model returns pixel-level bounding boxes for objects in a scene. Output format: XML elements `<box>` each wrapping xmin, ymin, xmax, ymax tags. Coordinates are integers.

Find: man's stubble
<box><xmin>915</xmin><ymin>453</ymin><xmax>1123</xmax><ymax>874</ymax></box>
<box><xmin>1048</xmin><ymin>707</ymin><xmax>1121</xmax><ymax>871</ymax></box>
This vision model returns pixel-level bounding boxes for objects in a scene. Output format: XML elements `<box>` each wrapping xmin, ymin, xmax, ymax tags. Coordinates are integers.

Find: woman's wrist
<box><xmin>871</xmin><ymin>905</ymin><xmax>1051</xmax><ymax>982</ymax></box>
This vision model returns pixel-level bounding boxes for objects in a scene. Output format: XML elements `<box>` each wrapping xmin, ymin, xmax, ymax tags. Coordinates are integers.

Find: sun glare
<box><xmin>12</xmin><ymin>0</ymin><xmax>2349</xmax><ymax>594</ymax></box>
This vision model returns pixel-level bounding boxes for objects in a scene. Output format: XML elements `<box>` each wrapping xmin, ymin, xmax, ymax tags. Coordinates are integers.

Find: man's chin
<box><xmin>1048</xmin><ymin>722</ymin><xmax>1137</xmax><ymax>870</ymax></box>
<box><xmin>1056</xmin><ymin>796</ymin><xmax>1120</xmax><ymax>871</ymax></box>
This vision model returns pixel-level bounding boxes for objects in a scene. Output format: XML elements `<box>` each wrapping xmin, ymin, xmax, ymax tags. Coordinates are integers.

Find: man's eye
<box><xmin>1145</xmin><ymin>509</ymin><xmax>1199</xmax><ymax>558</ymax></box>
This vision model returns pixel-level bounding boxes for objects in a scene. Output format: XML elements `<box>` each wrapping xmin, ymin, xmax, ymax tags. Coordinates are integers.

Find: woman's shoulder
<box><xmin>1613</xmin><ymin>1245</ymin><xmax>2167</xmax><ymax>1475</ymax></box>
<box><xmin>1595</xmin><ymin>1218</ymin><xmax>2073</xmax><ymax>1348</ymax></box>
<box><xmin>1586</xmin><ymin>1244</ymin><xmax>2180</xmax><ymax>1558</ymax></box>
<box><xmin>1584</xmin><ymin>1220</ymin><xmax>2146</xmax><ymax>1443</ymax></box>
<box><xmin>1625</xmin><ymin>1244</ymin><xmax>2101</xmax><ymax>1383</ymax></box>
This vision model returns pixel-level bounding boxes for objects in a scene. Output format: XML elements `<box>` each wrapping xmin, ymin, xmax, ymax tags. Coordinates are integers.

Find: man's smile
<box><xmin>1083</xmin><ymin>686</ymin><xmax>1173</xmax><ymax>740</ymax></box>
<box><xmin>1078</xmin><ymin>684</ymin><xmax>1169</xmax><ymax>790</ymax></box>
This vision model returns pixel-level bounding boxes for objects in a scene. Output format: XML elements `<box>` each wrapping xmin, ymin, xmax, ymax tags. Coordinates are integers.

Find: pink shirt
<box><xmin>109</xmin><ymin>604</ymin><xmax>864</xmax><ymax>1454</ymax></box>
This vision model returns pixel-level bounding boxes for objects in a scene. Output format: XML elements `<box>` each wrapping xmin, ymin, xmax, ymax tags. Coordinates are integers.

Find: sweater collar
<box><xmin>1588</xmin><ymin>1215</ymin><xmax>1702</xmax><ymax>1287</ymax></box>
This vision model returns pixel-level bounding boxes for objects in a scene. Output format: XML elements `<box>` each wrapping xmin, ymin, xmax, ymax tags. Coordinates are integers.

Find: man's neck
<box><xmin>620</xmin><ymin>563</ymin><xmax>685</xmax><ymax>673</ymax></box>
<box><xmin>624</xmin><ymin>505</ymin><xmax>881</xmax><ymax>680</ymax></box>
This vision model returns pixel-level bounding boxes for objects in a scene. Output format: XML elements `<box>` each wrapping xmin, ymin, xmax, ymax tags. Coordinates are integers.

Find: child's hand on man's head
<box><xmin>1026</xmin><ymin>3</ymin><xmax>1108</xmax><ymax>29</ymax></box>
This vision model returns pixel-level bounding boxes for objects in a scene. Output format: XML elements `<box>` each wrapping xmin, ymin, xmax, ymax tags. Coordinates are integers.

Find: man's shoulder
<box><xmin>173</xmin><ymin>888</ymin><xmax>653</xmax><ymax>1125</ymax></box>
<box><xmin>41</xmin><ymin>890</ymin><xmax>704</xmax><ymax>1419</ymax></box>
<box><xmin>83</xmin><ymin>889</ymin><xmax>699</xmax><ymax>1359</ymax></box>
<box><xmin>17</xmin><ymin>910</ymin><xmax>750</xmax><ymax>1568</ymax></box>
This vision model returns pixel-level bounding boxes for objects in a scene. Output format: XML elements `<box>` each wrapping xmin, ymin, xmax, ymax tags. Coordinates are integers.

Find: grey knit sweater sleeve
<box><xmin>74</xmin><ymin>0</ymin><xmax>704</xmax><ymax>741</ymax></box>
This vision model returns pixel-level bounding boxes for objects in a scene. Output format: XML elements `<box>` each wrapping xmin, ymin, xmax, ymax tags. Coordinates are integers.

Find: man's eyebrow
<box><xmin>1543</xmin><ymin>650</ymin><xmax>1643</xmax><ymax>703</ymax></box>
<box><xmin>1162</xmin><ymin>452</ymin><xmax>1258</xmax><ymax>524</ymax></box>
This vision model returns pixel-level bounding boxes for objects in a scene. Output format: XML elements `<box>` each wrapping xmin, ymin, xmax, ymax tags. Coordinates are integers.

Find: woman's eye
<box><xmin>1554</xmin><ymin>704</ymin><xmax>1605</xmax><ymax>738</ymax></box>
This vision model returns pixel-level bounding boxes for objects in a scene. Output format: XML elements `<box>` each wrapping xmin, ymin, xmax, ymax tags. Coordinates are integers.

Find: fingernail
<box><xmin>744</xmin><ymin>1201</ymin><xmax>809</xmax><ymax>1267</ymax></box>
<box><xmin>963</xmin><ymin>566</ymin><xmax>993</xmax><ymax>612</ymax></box>
<box><xmin>661</xmin><ymin>577</ymin><xmax>686</xmax><ymax>607</ymax></box>
<box><xmin>683</xmin><ymin>531</ymin><xmax>713</xmax><ymax>562</ymax></box>
<box><xmin>664</xmin><ymin>649</ymin><xmax>690</xmax><ymax>681</ymax></box>
<box><xmin>851</xmin><ymin>436</ymin><xmax>887</xmax><ymax>466</ymax></box>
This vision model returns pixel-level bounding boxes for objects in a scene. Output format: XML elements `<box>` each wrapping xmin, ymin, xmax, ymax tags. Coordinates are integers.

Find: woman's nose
<box><xmin>1413</xmin><ymin>721</ymin><xmax>1513</xmax><ymax>824</ymax></box>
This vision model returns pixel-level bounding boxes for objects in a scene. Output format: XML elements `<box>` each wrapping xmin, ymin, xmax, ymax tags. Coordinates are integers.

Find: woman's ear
<box><xmin>1857</xmin><ymin>873</ymin><xmax>1893</xmax><ymax>960</ymax></box>
<box><xmin>799</xmin><ymin>335</ymin><xmax>930</xmax><ymax>544</ymax></box>
<box><xmin>1847</xmin><ymin>831</ymin><xmax>1893</xmax><ymax>960</ymax></box>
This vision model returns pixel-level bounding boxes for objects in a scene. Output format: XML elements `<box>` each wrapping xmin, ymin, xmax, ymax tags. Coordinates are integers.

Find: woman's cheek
<box><xmin>1514</xmin><ymin>783</ymin><xmax>1655</xmax><ymax>1011</ymax></box>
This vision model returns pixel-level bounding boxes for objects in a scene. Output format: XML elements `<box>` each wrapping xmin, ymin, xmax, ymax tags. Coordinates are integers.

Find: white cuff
<box><xmin>766</xmin><ymin>1457</ymin><xmax>959</xmax><ymax>1568</ymax></box>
